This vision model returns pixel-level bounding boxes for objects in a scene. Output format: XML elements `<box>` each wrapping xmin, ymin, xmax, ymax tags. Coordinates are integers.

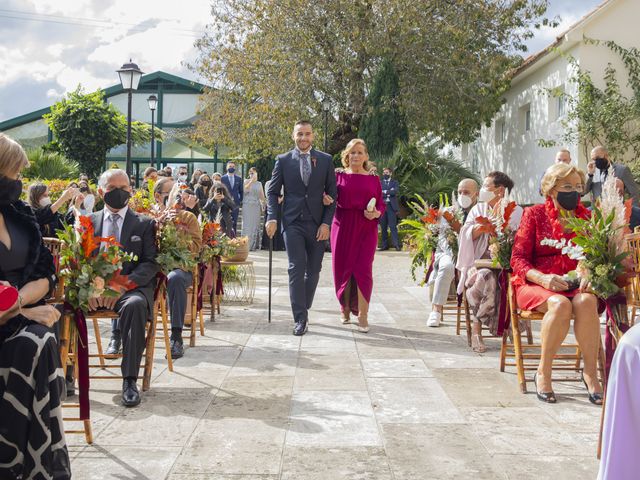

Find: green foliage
<box><xmin>360</xmin><ymin>59</ymin><xmax>408</xmax><ymax>158</ymax></box>
<box><xmin>156</xmin><ymin>222</ymin><xmax>198</xmax><ymax>273</ymax></box>
<box><xmin>193</xmin><ymin>0</ymin><xmax>552</xmax><ymax>157</ymax></box>
<box><xmin>44</xmin><ymin>87</ymin><xmax>163</xmax><ymax>179</ymax></box>
<box><xmin>380</xmin><ymin>140</ymin><xmax>479</xmax><ymax>205</ymax></box>
<box><xmin>542</xmin><ymin>40</ymin><xmax>640</xmax><ymax>178</ymax></box>
<box><xmin>23</xmin><ymin>148</ymin><xmax>79</xmax><ymax>180</ymax></box>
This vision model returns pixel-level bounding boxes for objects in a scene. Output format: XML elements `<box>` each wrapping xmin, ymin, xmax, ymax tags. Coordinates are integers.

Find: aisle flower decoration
<box><xmin>57</xmin><ymin>216</ymin><xmax>137</xmax><ymax>311</ymax></box>
<box><xmin>475</xmin><ymin>197</ymin><xmax>517</xmax><ymax>269</ymax></box>
<box><xmin>540</xmin><ymin>170</ymin><xmax>634</xmax><ymax>374</ymax></box>
<box><xmin>155</xmin><ymin>213</ymin><xmax>199</xmax><ymax>273</ymax></box>
<box><xmin>129</xmin><ymin>180</ymin><xmax>155</xmax><ymax>215</ymax></box>
<box><xmin>200</xmin><ymin>211</ymin><xmax>236</xmax><ymax>263</ymax></box>
<box><xmin>400</xmin><ymin>193</ymin><xmax>461</xmax><ymax>282</ymax></box>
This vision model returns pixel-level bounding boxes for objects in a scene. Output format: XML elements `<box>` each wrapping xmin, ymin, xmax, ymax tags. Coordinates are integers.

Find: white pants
<box><xmin>431</xmin><ymin>253</ymin><xmax>455</xmax><ymax>306</ymax></box>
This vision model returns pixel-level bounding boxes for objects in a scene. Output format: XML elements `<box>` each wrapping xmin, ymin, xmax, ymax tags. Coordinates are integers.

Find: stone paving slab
<box><xmin>69</xmin><ymin>250</ymin><xmax>601</xmax><ymax>478</ymax></box>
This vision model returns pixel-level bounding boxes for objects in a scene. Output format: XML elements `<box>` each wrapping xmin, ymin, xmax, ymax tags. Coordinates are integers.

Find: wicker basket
<box><xmin>222</xmin><ymin>236</ymin><xmax>249</xmax><ymax>262</ymax></box>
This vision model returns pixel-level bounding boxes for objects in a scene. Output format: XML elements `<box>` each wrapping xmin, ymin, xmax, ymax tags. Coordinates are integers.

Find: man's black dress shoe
<box><xmin>293</xmin><ymin>320</ymin><xmax>308</xmax><ymax>336</ymax></box>
<box><xmin>395</xmin><ymin>245</ymin><xmax>402</xmax><ymax>251</ymax></box>
<box><xmin>106</xmin><ymin>335</ymin><xmax>122</xmax><ymax>355</ymax></box>
<box><xmin>122</xmin><ymin>378</ymin><xmax>141</xmax><ymax>407</ymax></box>
<box><xmin>65</xmin><ymin>379</ymin><xmax>76</xmax><ymax>397</ymax></box>
<box><xmin>378</xmin><ymin>247</ymin><xmax>389</xmax><ymax>251</ymax></box>
<box><xmin>170</xmin><ymin>338</ymin><xmax>184</xmax><ymax>359</ymax></box>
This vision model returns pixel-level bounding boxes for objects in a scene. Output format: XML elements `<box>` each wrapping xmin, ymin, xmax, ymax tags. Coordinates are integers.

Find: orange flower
<box><xmin>421</xmin><ymin>207</ymin><xmax>439</xmax><ymax>225</ymax></box>
<box><xmin>475</xmin><ymin>216</ymin><xmax>497</xmax><ymax>236</ymax></box>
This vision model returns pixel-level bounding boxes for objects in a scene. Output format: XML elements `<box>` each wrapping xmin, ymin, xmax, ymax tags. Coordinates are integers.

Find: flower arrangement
<box><xmin>475</xmin><ymin>198</ymin><xmax>517</xmax><ymax>269</ymax></box>
<box><xmin>57</xmin><ymin>216</ymin><xmax>137</xmax><ymax>311</ymax></box>
<box><xmin>400</xmin><ymin>193</ymin><xmax>461</xmax><ymax>281</ymax></box>
<box><xmin>129</xmin><ymin>180</ymin><xmax>155</xmax><ymax>215</ymax></box>
<box><xmin>200</xmin><ymin>212</ymin><xmax>236</xmax><ymax>263</ymax></box>
<box><xmin>155</xmin><ymin>216</ymin><xmax>199</xmax><ymax>273</ymax></box>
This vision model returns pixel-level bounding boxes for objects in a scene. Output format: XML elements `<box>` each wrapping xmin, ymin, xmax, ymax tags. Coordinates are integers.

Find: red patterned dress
<box><xmin>510</xmin><ymin>197</ymin><xmax>590</xmax><ymax>310</ymax></box>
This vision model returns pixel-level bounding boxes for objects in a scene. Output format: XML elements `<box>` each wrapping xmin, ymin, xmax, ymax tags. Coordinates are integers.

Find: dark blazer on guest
<box><xmin>266</xmin><ymin>148</ymin><xmax>337</xmax><ymax>231</ymax></box>
<box><xmin>221</xmin><ymin>174</ymin><xmax>243</xmax><ymax>209</ymax></box>
<box><xmin>381</xmin><ymin>177</ymin><xmax>400</xmax><ymax>212</ymax></box>
<box><xmin>584</xmin><ymin>162</ymin><xmax>640</xmax><ymax>206</ymax></box>
<box><xmin>90</xmin><ymin>209</ymin><xmax>159</xmax><ymax>313</ymax></box>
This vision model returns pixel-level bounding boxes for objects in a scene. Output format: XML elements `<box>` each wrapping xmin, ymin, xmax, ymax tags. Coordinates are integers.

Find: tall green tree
<box><xmin>44</xmin><ymin>87</ymin><xmax>160</xmax><ymax>178</ymax></box>
<box><xmin>360</xmin><ymin>59</ymin><xmax>408</xmax><ymax>158</ymax></box>
<box><xmin>192</xmin><ymin>0</ymin><xmax>552</xmax><ymax>159</ymax></box>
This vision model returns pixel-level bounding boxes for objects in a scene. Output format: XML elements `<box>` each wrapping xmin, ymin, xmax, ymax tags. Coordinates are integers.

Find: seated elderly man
<box><xmin>153</xmin><ymin>177</ymin><xmax>202</xmax><ymax>359</ymax></box>
<box><xmin>427</xmin><ymin>178</ymin><xmax>479</xmax><ymax>327</ymax></box>
<box><xmin>456</xmin><ymin>171</ymin><xmax>523</xmax><ymax>352</ymax></box>
<box><xmin>93</xmin><ymin>169</ymin><xmax>159</xmax><ymax>407</ymax></box>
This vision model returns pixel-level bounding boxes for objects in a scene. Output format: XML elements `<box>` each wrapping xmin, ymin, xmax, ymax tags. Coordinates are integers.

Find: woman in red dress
<box><xmin>511</xmin><ymin>163</ymin><xmax>602</xmax><ymax>404</ymax></box>
<box><xmin>330</xmin><ymin>139</ymin><xmax>384</xmax><ymax>333</ymax></box>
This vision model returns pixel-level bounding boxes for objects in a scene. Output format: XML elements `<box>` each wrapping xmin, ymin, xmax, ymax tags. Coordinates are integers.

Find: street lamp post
<box><xmin>117</xmin><ymin>60</ymin><xmax>143</xmax><ymax>178</ymax></box>
<box><xmin>147</xmin><ymin>94</ymin><xmax>157</xmax><ymax>168</ymax></box>
<box><xmin>322</xmin><ymin>97</ymin><xmax>330</xmax><ymax>153</ymax></box>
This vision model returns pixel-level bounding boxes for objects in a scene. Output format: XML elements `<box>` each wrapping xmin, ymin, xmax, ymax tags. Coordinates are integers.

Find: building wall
<box><xmin>460</xmin><ymin>0</ymin><xmax>638</xmax><ymax>205</ymax></box>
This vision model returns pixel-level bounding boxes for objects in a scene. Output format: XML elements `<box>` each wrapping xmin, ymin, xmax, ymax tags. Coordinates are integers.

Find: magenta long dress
<box><xmin>330</xmin><ymin>172</ymin><xmax>385</xmax><ymax>315</ymax></box>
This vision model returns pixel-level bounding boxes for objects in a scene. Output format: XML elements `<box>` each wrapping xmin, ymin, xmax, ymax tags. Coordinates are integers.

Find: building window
<box><xmin>520</xmin><ymin>103</ymin><xmax>531</xmax><ymax>133</ymax></box>
<box><xmin>495</xmin><ymin>118</ymin><xmax>506</xmax><ymax>144</ymax></box>
<box><xmin>557</xmin><ymin>94</ymin><xmax>566</xmax><ymax>119</ymax></box>
<box><xmin>470</xmin><ymin>140</ymin><xmax>479</xmax><ymax>174</ymax></box>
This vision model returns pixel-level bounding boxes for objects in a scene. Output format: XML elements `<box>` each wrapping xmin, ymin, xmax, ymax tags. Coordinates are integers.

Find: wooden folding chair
<box><xmin>501</xmin><ymin>274</ymin><xmax>605</xmax><ymax>393</ymax></box>
<box><xmin>183</xmin><ymin>266</ymin><xmax>204</xmax><ymax>345</ymax></box>
<box><xmin>624</xmin><ymin>231</ymin><xmax>640</xmax><ymax>323</ymax></box>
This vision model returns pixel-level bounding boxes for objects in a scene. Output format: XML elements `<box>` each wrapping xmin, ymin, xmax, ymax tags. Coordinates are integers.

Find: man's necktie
<box><xmin>229</xmin><ymin>176</ymin><xmax>234</xmax><ymax>190</ymax></box>
<box><xmin>108</xmin><ymin>213</ymin><xmax>121</xmax><ymax>243</ymax></box>
<box><xmin>301</xmin><ymin>153</ymin><xmax>311</xmax><ymax>186</ymax></box>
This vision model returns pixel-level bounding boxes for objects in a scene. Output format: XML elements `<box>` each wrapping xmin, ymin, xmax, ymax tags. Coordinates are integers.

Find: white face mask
<box><xmin>478</xmin><ymin>187</ymin><xmax>495</xmax><ymax>203</ymax></box>
<box><xmin>39</xmin><ymin>197</ymin><xmax>52</xmax><ymax>207</ymax></box>
<box><xmin>178</xmin><ymin>174</ymin><xmax>187</xmax><ymax>181</ymax></box>
<box><xmin>458</xmin><ymin>194</ymin><xmax>473</xmax><ymax>209</ymax></box>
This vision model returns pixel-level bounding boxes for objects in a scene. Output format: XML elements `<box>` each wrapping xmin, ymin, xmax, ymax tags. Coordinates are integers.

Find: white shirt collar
<box><xmin>105</xmin><ymin>205</ymin><xmax>129</xmax><ymax>219</ymax></box>
<box><xmin>295</xmin><ymin>147</ymin><xmax>312</xmax><ymax>155</ymax></box>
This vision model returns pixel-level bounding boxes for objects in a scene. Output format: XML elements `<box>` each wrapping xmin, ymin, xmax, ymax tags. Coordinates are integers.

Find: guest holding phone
<box><xmin>203</xmin><ymin>181</ymin><xmax>236</xmax><ymax>237</ymax></box>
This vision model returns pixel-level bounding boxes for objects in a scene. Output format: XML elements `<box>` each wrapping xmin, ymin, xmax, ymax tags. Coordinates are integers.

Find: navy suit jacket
<box><xmin>381</xmin><ymin>178</ymin><xmax>400</xmax><ymax>212</ymax></box>
<box><xmin>221</xmin><ymin>174</ymin><xmax>243</xmax><ymax>209</ymax></box>
<box><xmin>266</xmin><ymin>148</ymin><xmax>337</xmax><ymax>231</ymax></box>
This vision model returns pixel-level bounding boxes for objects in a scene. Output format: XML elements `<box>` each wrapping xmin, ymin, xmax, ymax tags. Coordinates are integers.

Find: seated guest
<box><xmin>598</xmin><ymin>323</ymin><xmax>640</xmax><ymax>479</ymax></box>
<box><xmin>195</xmin><ymin>174</ymin><xmax>213</xmax><ymax>208</ymax></box>
<box><xmin>427</xmin><ymin>178</ymin><xmax>479</xmax><ymax>327</ymax></box>
<box><xmin>585</xmin><ymin>145</ymin><xmax>639</xmax><ymax>206</ymax></box>
<box><xmin>457</xmin><ymin>171</ymin><xmax>523</xmax><ymax>352</ymax></box>
<box><xmin>93</xmin><ymin>169</ymin><xmax>159</xmax><ymax>407</ymax></box>
<box><xmin>203</xmin><ymin>181</ymin><xmax>236</xmax><ymax>237</ymax></box>
<box><xmin>153</xmin><ymin>178</ymin><xmax>202</xmax><ymax>358</ymax></box>
<box><xmin>28</xmin><ymin>182</ymin><xmax>78</xmax><ymax>236</ymax></box>
<box><xmin>511</xmin><ymin>163</ymin><xmax>602</xmax><ymax>404</ymax></box>
<box><xmin>0</xmin><ymin>133</ymin><xmax>71</xmax><ymax>479</ymax></box>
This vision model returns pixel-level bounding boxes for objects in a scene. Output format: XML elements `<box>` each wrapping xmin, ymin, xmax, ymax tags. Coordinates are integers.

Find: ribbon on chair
<box><xmin>496</xmin><ymin>269</ymin><xmax>511</xmax><ymax>336</ymax></box>
<box><xmin>214</xmin><ymin>256</ymin><xmax>224</xmax><ymax>296</ymax></box>
<box><xmin>63</xmin><ymin>303</ymin><xmax>90</xmax><ymax>420</ymax></box>
<box><xmin>604</xmin><ymin>293</ymin><xmax>631</xmax><ymax>381</ymax></box>
<box><xmin>154</xmin><ymin>272</ymin><xmax>167</xmax><ymax>301</ymax></box>
<box><xmin>196</xmin><ymin>262</ymin><xmax>207</xmax><ymax>312</ymax></box>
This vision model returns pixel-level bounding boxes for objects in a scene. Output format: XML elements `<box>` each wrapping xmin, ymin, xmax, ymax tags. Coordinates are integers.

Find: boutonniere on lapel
<box><xmin>311</xmin><ymin>156</ymin><xmax>317</xmax><ymax>168</ymax></box>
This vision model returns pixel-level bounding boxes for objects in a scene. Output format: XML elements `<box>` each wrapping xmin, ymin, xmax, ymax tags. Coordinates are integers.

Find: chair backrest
<box><xmin>625</xmin><ymin>232</ymin><xmax>640</xmax><ymax>307</ymax></box>
<box><xmin>42</xmin><ymin>237</ymin><xmax>64</xmax><ymax>302</ymax></box>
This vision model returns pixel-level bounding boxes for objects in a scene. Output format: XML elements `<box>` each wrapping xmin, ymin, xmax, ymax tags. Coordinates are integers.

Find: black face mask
<box><xmin>556</xmin><ymin>190</ymin><xmax>580</xmax><ymax>211</ymax></box>
<box><xmin>200</xmin><ymin>180</ymin><xmax>211</xmax><ymax>187</ymax></box>
<box><xmin>383</xmin><ymin>174</ymin><xmax>390</xmax><ymax>180</ymax></box>
<box><xmin>103</xmin><ymin>187</ymin><xmax>131</xmax><ymax>210</ymax></box>
<box><xmin>595</xmin><ymin>157</ymin><xmax>609</xmax><ymax>170</ymax></box>
<box><xmin>0</xmin><ymin>176</ymin><xmax>23</xmax><ymax>206</ymax></box>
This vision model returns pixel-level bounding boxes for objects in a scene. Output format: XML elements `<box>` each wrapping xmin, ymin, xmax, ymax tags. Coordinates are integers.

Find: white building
<box><xmin>459</xmin><ymin>0</ymin><xmax>639</xmax><ymax>204</ymax></box>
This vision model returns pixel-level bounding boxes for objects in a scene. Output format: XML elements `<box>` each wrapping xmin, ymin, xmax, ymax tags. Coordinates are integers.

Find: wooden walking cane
<box><xmin>268</xmin><ymin>236</ymin><xmax>273</xmax><ymax>323</ymax></box>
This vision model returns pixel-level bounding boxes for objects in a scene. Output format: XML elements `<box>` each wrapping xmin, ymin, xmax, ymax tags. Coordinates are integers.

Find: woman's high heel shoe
<box><xmin>357</xmin><ymin>314</ymin><xmax>369</xmax><ymax>333</ymax></box>
<box><xmin>581</xmin><ymin>373</ymin><xmax>604</xmax><ymax>405</ymax></box>
<box><xmin>471</xmin><ymin>334</ymin><xmax>487</xmax><ymax>353</ymax></box>
<box><xmin>534</xmin><ymin>372</ymin><xmax>557</xmax><ymax>403</ymax></box>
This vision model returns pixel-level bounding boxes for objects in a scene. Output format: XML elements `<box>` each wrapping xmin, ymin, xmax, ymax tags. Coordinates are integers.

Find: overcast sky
<box><xmin>0</xmin><ymin>0</ymin><xmax>603</xmax><ymax>122</ymax></box>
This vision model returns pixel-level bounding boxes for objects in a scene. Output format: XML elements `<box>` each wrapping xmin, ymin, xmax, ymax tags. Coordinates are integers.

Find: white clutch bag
<box><xmin>366</xmin><ymin>197</ymin><xmax>376</xmax><ymax>212</ymax></box>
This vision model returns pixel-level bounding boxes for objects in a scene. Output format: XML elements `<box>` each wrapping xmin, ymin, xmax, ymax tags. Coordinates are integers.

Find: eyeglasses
<box><xmin>556</xmin><ymin>183</ymin><xmax>584</xmax><ymax>193</ymax></box>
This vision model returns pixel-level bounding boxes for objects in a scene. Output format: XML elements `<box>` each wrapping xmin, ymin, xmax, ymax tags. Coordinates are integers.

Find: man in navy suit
<box><xmin>380</xmin><ymin>167</ymin><xmax>401</xmax><ymax>251</ymax></box>
<box><xmin>265</xmin><ymin>120</ymin><xmax>337</xmax><ymax>336</ymax></box>
<box><xmin>221</xmin><ymin>161</ymin><xmax>243</xmax><ymax>232</ymax></box>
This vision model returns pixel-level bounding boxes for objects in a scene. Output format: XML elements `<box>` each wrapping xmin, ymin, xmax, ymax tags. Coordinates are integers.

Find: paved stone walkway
<box><xmin>69</xmin><ymin>251</ymin><xmax>601</xmax><ymax>479</ymax></box>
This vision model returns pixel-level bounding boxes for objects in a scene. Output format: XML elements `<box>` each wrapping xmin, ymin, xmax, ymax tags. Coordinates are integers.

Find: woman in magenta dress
<box><xmin>330</xmin><ymin>139</ymin><xmax>384</xmax><ymax>333</ymax></box>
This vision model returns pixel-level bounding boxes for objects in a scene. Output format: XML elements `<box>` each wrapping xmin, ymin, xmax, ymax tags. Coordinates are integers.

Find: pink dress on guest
<box><xmin>330</xmin><ymin>172</ymin><xmax>385</xmax><ymax>315</ymax></box>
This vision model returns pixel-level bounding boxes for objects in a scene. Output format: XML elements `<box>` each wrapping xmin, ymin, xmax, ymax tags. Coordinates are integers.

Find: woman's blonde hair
<box><xmin>541</xmin><ymin>163</ymin><xmax>587</xmax><ymax>197</ymax></box>
<box><xmin>341</xmin><ymin>138</ymin><xmax>370</xmax><ymax>170</ymax></box>
<box><xmin>0</xmin><ymin>133</ymin><xmax>29</xmax><ymax>177</ymax></box>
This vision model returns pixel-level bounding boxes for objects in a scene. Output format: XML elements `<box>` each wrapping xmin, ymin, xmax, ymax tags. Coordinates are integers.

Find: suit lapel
<box><xmin>93</xmin><ymin>210</ymin><xmax>104</xmax><ymax>237</ymax></box>
<box><xmin>119</xmin><ymin>210</ymin><xmax>136</xmax><ymax>250</ymax></box>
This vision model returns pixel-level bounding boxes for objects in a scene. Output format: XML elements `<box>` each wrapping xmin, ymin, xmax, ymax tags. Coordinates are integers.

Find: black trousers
<box><xmin>283</xmin><ymin>218</ymin><xmax>325</xmax><ymax>323</ymax></box>
<box><xmin>114</xmin><ymin>290</ymin><xmax>149</xmax><ymax>378</ymax></box>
